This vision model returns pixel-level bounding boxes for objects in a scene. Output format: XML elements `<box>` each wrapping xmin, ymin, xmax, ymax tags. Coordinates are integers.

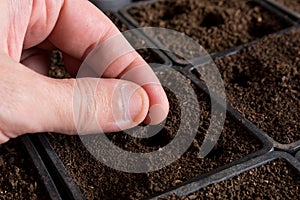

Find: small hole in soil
<box><xmin>201</xmin><ymin>12</ymin><xmax>225</xmax><ymax>28</ymax></box>
<box><xmin>232</xmin><ymin>74</ymin><xmax>250</xmax><ymax>87</ymax></box>
<box><xmin>162</xmin><ymin>5</ymin><xmax>185</xmax><ymax>20</ymax></box>
<box><xmin>140</xmin><ymin>128</ymin><xmax>172</xmax><ymax>147</ymax></box>
<box><xmin>248</xmin><ymin>24</ymin><xmax>269</xmax><ymax>38</ymax></box>
<box><xmin>205</xmin><ymin>145</ymin><xmax>224</xmax><ymax>159</ymax></box>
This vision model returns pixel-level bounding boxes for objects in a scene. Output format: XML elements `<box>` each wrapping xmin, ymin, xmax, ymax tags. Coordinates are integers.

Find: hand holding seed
<box><xmin>0</xmin><ymin>0</ymin><xmax>169</xmax><ymax>143</ymax></box>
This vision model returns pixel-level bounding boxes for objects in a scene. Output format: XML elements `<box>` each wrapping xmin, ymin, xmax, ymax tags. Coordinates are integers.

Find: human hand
<box><xmin>0</xmin><ymin>0</ymin><xmax>169</xmax><ymax>143</ymax></box>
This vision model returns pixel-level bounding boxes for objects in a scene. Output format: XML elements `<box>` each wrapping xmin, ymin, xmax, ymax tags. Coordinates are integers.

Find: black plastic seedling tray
<box><xmin>30</xmin><ymin>63</ymin><xmax>274</xmax><ymax>199</ymax></box>
<box><xmin>296</xmin><ymin>151</ymin><xmax>300</xmax><ymax>161</ymax></box>
<box><xmin>20</xmin><ymin>136</ymin><xmax>61</xmax><ymax>200</ymax></box>
<box><xmin>22</xmin><ymin>4</ymin><xmax>299</xmax><ymax>199</ymax></box>
<box><xmin>150</xmin><ymin>151</ymin><xmax>300</xmax><ymax>199</ymax></box>
<box><xmin>191</xmin><ymin>25</ymin><xmax>300</xmax><ymax>154</ymax></box>
<box><xmin>30</xmin><ymin>134</ymin><xmax>85</xmax><ymax>200</ymax></box>
<box><xmin>89</xmin><ymin>0</ymin><xmax>131</xmax><ymax>12</ymax></box>
<box><xmin>0</xmin><ymin>136</ymin><xmax>61</xmax><ymax>199</ymax></box>
<box><xmin>265</xmin><ymin>0</ymin><xmax>300</xmax><ymax>20</ymax></box>
<box><xmin>119</xmin><ymin>0</ymin><xmax>297</xmax><ymax>65</ymax></box>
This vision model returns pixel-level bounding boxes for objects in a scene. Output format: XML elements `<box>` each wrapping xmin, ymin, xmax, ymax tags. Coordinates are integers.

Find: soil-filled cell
<box><xmin>166</xmin><ymin>159</ymin><xmax>300</xmax><ymax>199</ymax></box>
<box><xmin>48</xmin><ymin>70</ymin><xmax>262</xmax><ymax>199</ymax></box>
<box><xmin>0</xmin><ymin>139</ymin><xmax>49</xmax><ymax>199</ymax></box>
<box><xmin>198</xmin><ymin>28</ymin><xmax>300</xmax><ymax>144</ymax></box>
<box><xmin>128</xmin><ymin>0</ymin><xmax>290</xmax><ymax>59</ymax></box>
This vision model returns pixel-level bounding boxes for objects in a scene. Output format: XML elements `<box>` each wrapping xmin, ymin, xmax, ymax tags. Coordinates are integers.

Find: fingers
<box><xmin>117</xmin><ymin>61</ymin><xmax>169</xmax><ymax>124</ymax></box>
<box><xmin>81</xmin><ymin>36</ymin><xmax>170</xmax><ymax>124</ymax></box>
<box><xmin>0</xmin><ymin>54</ymin><xmax>149</xmax><ymax>143</ymax></box>
<box><xmin>48</xmin><ymin>0</ymin><xmax>169</xmax><ymax>124</ymax></box>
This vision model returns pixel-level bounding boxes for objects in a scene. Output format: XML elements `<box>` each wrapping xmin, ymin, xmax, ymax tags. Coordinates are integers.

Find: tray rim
<box><xmin>149</xmin><ymin>151</ymin><xmax>300</xmax><ymax>199</ymax></box>
<box><xmin>20</xmin><ymin>135</ymin><xmax>62</xmax><ymax>200</ymax></box>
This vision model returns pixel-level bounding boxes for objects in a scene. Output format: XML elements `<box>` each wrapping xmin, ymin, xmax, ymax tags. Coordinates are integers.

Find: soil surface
<box><xmin>276</xmin><ymin>0</ymin><xmax>300</xmax><ymax>13</ymax></box>
<box><xmin>167</xmin><ymin>159</ymin><xmax>300</xmax><ymax>199</ymax></box>
<box><xmin>199</xmin><ymin>28</ymin><xmax>300</xmax><ymax>144</ymax></box>
<box><xmin>128</xmin><ymin>0</ymin><xmax>290</xmax><ymax>62</ymax></box>
<box><xmin>0</xmin><ymin>139</ymin><xmax>48</xmax><ymax>199</ymax></box>
<box><xmin>48</xmin><ymin>70</ymin><xmax>261</xmax><ymax>199</ymax></box>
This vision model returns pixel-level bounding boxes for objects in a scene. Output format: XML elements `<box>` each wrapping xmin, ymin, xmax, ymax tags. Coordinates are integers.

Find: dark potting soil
<box><xmin>198</xmin><ymin>28</ymin><xmax>300</xmax><ymax>144</ymax></box>
<box><xmin>48</xmin><ymin>69</ymin><xmax>261</xmax><ymax>199</ymax></box>
<box><xmin>166</xmin><ymin>159</ymin><xmax>300</xmax><ymax>199</ymax></box>
<box><xmin>49</xmin><ymin>51</ymin><xmax>71</xmax><ymax>79</ymax></box>
<box><xmin>0</xmin><ymin>139</ymin><xmax>49</xmax><ymax>199</ymax></box>
<box><xmin>128</xmin><ymin>0</ymin><xmax>290</xmax><ymax>61</ymax></box>
<box><xmin>275</xmin><ymin>0</ymin><xmax>300</xmax><ymax>13</ymax></box>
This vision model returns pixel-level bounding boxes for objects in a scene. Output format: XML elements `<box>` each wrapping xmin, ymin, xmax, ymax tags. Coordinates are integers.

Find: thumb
<box><xmin>48</xmin><ymin>78</ymin><xmax>150</xmax><ymax>135</ymax></box>
<box><xmin>0</xmin><ymin>54</ymin><xmax>149</xmax><ymax>143</ymax></box>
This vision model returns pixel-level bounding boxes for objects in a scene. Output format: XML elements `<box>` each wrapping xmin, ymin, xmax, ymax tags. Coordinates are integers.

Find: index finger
<box><xmin>48</xmin><ymin>0</ymin><xmax>169</xmax><ymax>124</ymax></box>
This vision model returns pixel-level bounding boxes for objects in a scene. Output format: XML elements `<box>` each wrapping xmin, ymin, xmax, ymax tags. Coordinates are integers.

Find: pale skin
<box><xmin>0</xmin><ymin>0</ymin><xmax>169</xmax><ymax>143</ymax></box>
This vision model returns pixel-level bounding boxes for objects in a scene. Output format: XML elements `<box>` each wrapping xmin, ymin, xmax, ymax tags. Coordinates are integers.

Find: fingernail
<box><xmin>113</xmin><ymin>83</ymin><xmax>145</xmax><ymax>129</ymax></box>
